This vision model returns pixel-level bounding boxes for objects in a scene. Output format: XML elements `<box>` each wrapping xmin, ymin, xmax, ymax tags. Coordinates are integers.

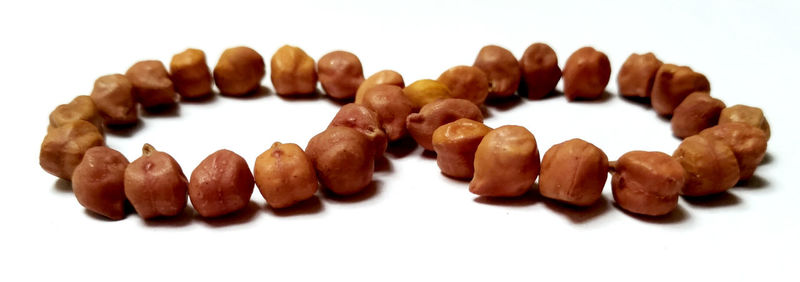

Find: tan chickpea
<box><xmin>432</xmin><ymin>118</ymin><xmax>491</xmax><ymax>179</ymax></box>
<box><xmin>406</xmin><ymin>98</ymin><xmax>484</xmax><ymax>151</ymax></box>
<box><xmin>124</xmin><ymin>144</ymin><xmax>188</xmax><ymax>219</ymax></box>
<box><xmin>539</xmin><ymin>138</ymin><xmax>608</xmax><ymax>206</ymax></box>
<box><xmin>214</xmin><ymin>46</ymin><xmax>266</xmax><ymax>96</ymax></box>
<box><xmin>699</xmin><ymin>123</ymin><xmax>767</xmax><ymax>181</ymax></box>
<box><xmin>473</xmin><ymin>45</ymin><xmax>520</xmax><ymax>98</ymax></box>
<box><xmin>437</xmin><ymin>65</ymin><xmax>489</xmax><ymax>105</ymax></box>
<box><xmin>254</xmin><ymin>142</ymin><xmax>319</xmax><ymax>209</ymax></box>
<box><xmin>651</xmin><ymin>64</ymin><xmax>711</xmax><ymax>116</ymax></box>
<box><xmin>48</xmin><ymin>95</ymin><xmax>103</xmax><ymax>132</ymax></box>
<box><xmin>270</xmin><ymin>45</ymin><xmax>317</xmax><ymax>96</ymax></box>
<box><xmin>360</xmin><ymin>84</ymin><xmax>415</xmax><ymax>141</ymax></box>
<box><xmin>169</xmin><ymin>48</ymin><xmax>212</xmax><ymax>99</ymax></box>
<box><xmin>329</xmin><ymin>103</ymin><xmax>388</xmax><ymax>158</ymax></box>
<box><xmin>189</xmin><ymin>149</ymin><xmax>255</xmax><ymax>218</ymax></box>
<box><xmin>402</xmin><ymin>79</ymin><xmax>452</xmax><ymax>110</ymax></box>
<box><xmin>562</xmin><ymin>47</ymin><xmax>611</xmax><ymax>101</ymax></box>
<box><xmin>40</xmin><ymin>120</ymin><xmax>105</xmax><ymax>180</ymax></box>
<box><xmin>318</xmin><ymin>50</ymin><xmax>364</xmax><ymax>100</ymax></box>
<box><xmin>719</xmin><ymin>104</ymin><xmax>771</xmax><ymax>140</ymax></box>
<box><xmin>673</xmin><ymin>135</ymin><xmax>740</xmax><ymax>196</ymax></box>
<box><xmin>611</xmin><ymin>151</ymin><xmax>685</xmax><ymax>216</ymax></box>
<box><xmin>306</xmin><ymin>127</ymin><xmax>374</xmax><ymax>195</ymax></box>
<box><xmin>90</xmin><ymin>74</ymin><xmax>138</xmax><ymax>125</ymax></box>
<box><xmin>518</xmin><ymin>43</ymin><xmax>561</xmax><ymax>99</ymax></box>
<box><xmin>71</xmin><ymin>146</ymin><xmax>129</xmax><ymax>220</ymax></box>
<box><xmin>355</xmin><ymin>70</ymin><xmax>405</xmax><ymax>104</ymax></box>
<box><xmin>617</xmin><ymin>52</ymin><xmax>663</xmax><ymax>98</ymax></box>
<box><xmin>125</xmin><ymin>60</ymin><xmax>176</xmax><ymax>109</ymax></box>
<box><xmin>469</xmin><ymin>125</ymin><xmax>540</xmax><ymax>197</ymax></box>
<box><xmin>671</xmin><ymin>92</ymin><xmax>725</xmax><ymax>139</ymax></box>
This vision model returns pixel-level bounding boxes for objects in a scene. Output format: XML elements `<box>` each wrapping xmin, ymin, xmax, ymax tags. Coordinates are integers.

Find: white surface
<box><xmin>2</xmin><ymin>0</ymin><xmax>799</xmax><ymax>281</ymax></box>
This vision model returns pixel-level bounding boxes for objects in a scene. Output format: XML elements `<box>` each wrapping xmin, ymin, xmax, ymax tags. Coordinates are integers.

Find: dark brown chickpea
<box><xmin>329</xmin><ymin>103</ymin><xmax>388</xmax><ymax>158</ymax></box>
<box><xmin>611</xmin><ymin>151</ymin><xmax>685</xmax><ymax>216</ymax></box>
<box><xmin>214</xmin><ymin>46</ymin><xmax>266</xmax><ymax>96</ymax></box>
<box><xmin>699</xmin><ymin>123</ymin><xmax>767</xmax><ymax>181</ymax></box>
<box><xmin>432</xmin><ymin>118</ymin><xmax>491</xmax><ymax>179</ymax></box>
<box><xmin>562</xmin><ymin>47</ymin><xmax>611</xmax><ymax>101</ymax></box>
<box><xmin>306</xmin><ymin>127</ymin><xmax>374</xmax><ymax>195</ymax></box>
<box><xmin>188</xmin><ymin>149</ymin><xmax>255</xmax><ymax>218</ymax></box>
<box><xmin>124</xmin><ymin>144</ymin><xmax>188</xmax><ymax>219</ymax></box>
<box><xmin>318</xmin><ymin>50</ymin><xmax>364</xmax><ymax>100</ymax></box>
<box><xmin>360</xmin><ymin>84</ymin><xmax>415</xmax><ymax>141</ymax></box>
<box><xmin>406</xmin><ymin>98</ymin><xmax>484</xmax><ymax>151</ymax></box>
<box><xmin>473</xmin><ymin>45</ymin><xmax>520</xmax><ymax>98</ymax></box>
<box><xmin>617</xmin><ymin>52</ymin><xmax>663</xmax><ymax>98</ymax></box>
<box><xmin>673</xmin><ymin>135</ymin><xmax>740</xmax><ymax>196</ymax></box>
<box><xmin>90</xmin><ymin>74</ymin><xmax>138</xmax><ymax>125</ymax></box>
<box><xmin>40</xmin><ymin>120</ymin><xmax>105</xmax><ymax>180</ymax></box>
<box><xmin>71</xmin><ymin>146</ymin><xmax>130</xmax><ymax>220</ymax></box>
<box><xmin>539</xmin><ymin>138</ymin><xmax>608</xmax><ymax>206</ymax></box>
<box><xmin>270</xmin><ymin>45</ymin><xmax>317</xmax><ymax>96</ymax></box>
<box><xmin>169</xmin><ymin>48</ymin><xmax>212</xmax><ymax>99</ymax></box>
<box><xmin>719</xmin><ymin>105</ymin><xmax>771</xmax><ymax>140</ymax></box>
<box><xmin>518</xmin><ymin>43</ymin><xmax>561</xmax><ymax>99</ymax></box>
<box><xmin>651</xmin><ymin>64</ymin><xmax>711</xmax><ymax>116</ymax></box>
<box><xmin>48</xmin><ymin>95</ymin><xmax>103</xmax><ymax>132</ymax></box>
<box><xmin>125</xmin><ymin>60</ymin><xmax>177</xmax><ymax>109</ymax></box>
<box><xmin>355</xmin><ymin>70</ymin><xmax>405</xmax><ymax>104</ymax></box>
<box><xmin>671</xmin><ymin>92</ymin><xmax>725</xmax><ymax>139</ymax></box>
<box><xmin>437</xmin><ymin>65</ymin><xmax>489</xmax><ymax>105</ymax></box>
<box><xmin>470</xmin><ymin>125</ymin><xmax>540</xmax><ymax>197</ymax></box>
<box><xmin>254</xmin><ymin>142</ymin><xmax>319</xmax><ymax>209</ymax></box>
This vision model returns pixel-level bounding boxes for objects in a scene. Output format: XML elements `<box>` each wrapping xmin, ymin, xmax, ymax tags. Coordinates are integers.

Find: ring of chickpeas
<box><xmin>40</xmin><ymin>43</ymin><xmax>771</xmax><ymax>221</ymax></box>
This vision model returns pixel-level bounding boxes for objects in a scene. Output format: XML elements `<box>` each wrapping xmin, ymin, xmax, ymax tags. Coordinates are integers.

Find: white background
<box><xmin>2</xmin><ymin>0</ymin><xmax>799</xmax><ymax>281</ymax></box>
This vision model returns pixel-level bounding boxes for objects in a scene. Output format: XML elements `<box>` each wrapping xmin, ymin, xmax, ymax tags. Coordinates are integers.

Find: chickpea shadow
<box><xmin>220</xmin><ymin>86</ymin><xmax>272</xmax><ymax>100</ymax></box>
<box><xmin>323</xmin><ymin>93</ymin><xmax>353</xmax><ymax>107</ymax></box>
<box><xmin>83</xmin><ymin>209</ymin><xmax>122</xmax><ymax>222</ymax></box>
<box><xmin>276</xmin><ymin>88</ymin><xmax>324</xmax><ymax>102</ymax></box>
<box><xmin>473</xmin><ymin>188</ymin><xmax>542</xmax><ymax>207</ymax></box>
<box><xmin>386</xmin><ymin>135</ymin><xmax>418</xmax><ymax>158</ymax></box>
<box><xmin>142</xmin><ymin>206</ymin><xmax>194</xmax><ymax>228</ymax></box>
<box><xmin>179</xmin><ymin>91</ymin><xmax>219</xmax><ymax>105</ymax></box>
<box><xmin>441</xmin><ymin>172</ymin><xmax>471</xmax><ymax>183</ymax></box>
<box><xmin>374</xmin><ymin>155</ymin><xmax>394</xmax><ymax>173</ymax></box>
<box><xmin>568</xmin><ymin>91</ymin><xmax>613</xmax><ymax>104</ymax></box>
<box><xmin>104</xmin><ymin>120</ymin><xmax>145</xmax><ymax>137</ymax></box>
<box><xmin>517</xmin><ymin>86</ymin><xmax>564</xmax><ymax>101</ymax></box>
<box><xmin>265</xmin><ymin>196</ymin><xmax>324</xmax><ymax>217</ymax></box>
<box><xmin>543</xmin><ymin>196</ymin><xmax>611</xmax><ymax>224</ymax></box>
<box><xmin>736</xmin><ymin>175</ymin><xmax>770</xmax><ymax>190</ymax></box>
<box><xmin>420</xmin><ymin>149</ymin><xmax>437</xmax><ymax>160</ymax></box>
<box><xmin>485</xmin><ymin>94</ymin><xmax>524</xmax><ymax>113</ymax></box>
<box><xmin>53</xmin><ymin>178</ymin><xmax>72</xmax><ymax>193</ymax></box>
<box><xmin>140</xmin><ymin>103</ymin><xmax>180</xmax><ymax>118</ymax></box>
<box><xmin>196</xmin><ymin>201</ymin><xmax>261</xmax><ymax>228</ymax></box>
<box><xmin>620</xmin><ymin>95</ymin><xmax>652</xmax><ymax>110</ymax></box>
<box><xmin>613</xmin><ymin>203</ymin><xmax>689</xmax><ymax>224</ymax></box>
<box><xmin>321</xmin><ymin>180</ymin><xmax>382</xmax><ymax>204</ymax></box>
<box><xmin>760</xmin><ymin>152</ymin><xmax>773</xmax><ymax>165</ymax></box>
<box><xmin>682</xmin><ymin>191</ymin><xmax>741</xmax><ymax>208</ymax></box>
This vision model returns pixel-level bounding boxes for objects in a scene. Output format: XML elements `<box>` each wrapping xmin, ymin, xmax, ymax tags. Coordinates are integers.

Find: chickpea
<box><xmin>169</xmin><ymin>48</ymin><xmax>212</xmax><ymax>99</ymax></box>
<box><xmin>673</xmin><ymin>135</ymin><xmax>740</xmax><ymax>196</ymax></box>
<box><xmin>437</xmin><ymin>65</ymin><xmax>489</xmax><ymax>105</ymax></box>
<box><xmin>124</xmin><ymin>144</ymin><xmax>188</xmax><ymax>219</ymax></box>
<box><xmin>90</xmin><ymin>74</ymin><xmax>138</xmax><ymax>125</ymax></box>
<box><xmin>617</xmin><ymin>52</ymin><xmax>663</xmax><ymax>98</ymax></box>
<box><xmin>611</xmin><ymin>151</ymin><xmax>685</xmax><ymax>216</ymax></box>
<box><xmin>270</xmin><ymin>45</ymin><xmax>318</xmax><ymax>96</ymax></box>
<box><xmin>473</xmin><ymin>45</ymin><xmax>520</xmax><ymax>98</ymax></box>
<box><xmin>71</xmin><ymin>146</ymin><xmax>129</xmax><ymax>220</ymax></box>
<box><xmin>651</xmin><ymin>64</ymin><xmax>710</xmax><ymax>116</ymax></box>
<box><xmin>539</xmin><ymin>138</ymin><xmax>608</xmax><ymax>206</ymax></box>
<box><xmin>214</xmin><ymin>46</ymin><xmax>266</xmax><ymax>96</ymax></box>
<box><xmin>40</xmin><ymin>120</ymin><xmax>105</xmax><ymax>180</ymax></box>
<box><xmin>406</xmin><ymin>98</ymin><xmax>484</xmax><ymax>151</ymax></box>
<box><xmin>360</xmin><ymin>84</ymin><xmax>415</xmax><ymax>141</ymax></box>
<box><xmin>318</xmin><ymin>50</ymin><xmax>364</xmax><ymax>100</ymax></box>
<box><xmin>189</xmin><ymin>149</ymin><xmax>255</xmax><ymax>218</ymax></box>
<box><xmin>48</xmin><ymin>95</ymin><xmax>103</xmax><ymax>132</ymax></box>
<box><xmin>671</xmin><ymin>92</ymin><xmax>725</xmax><ymax>139</ymax></box>
<box><xmin>329</xmin><ymin>103</ymin><xmax>388</xmax><ymax>158</ymax></box>
<box><xmin>355</xmin><ymin>70</ymin><xmax>405</xmax><ymax>104</ymax></box>
<box><xmin>719</xmin><ymin>104</ymin><xmax>771</xmax><ymax>140</ymax></box>
<box><xmin>402</xmin><ymin>79</ymin><xmax>452</xmax><ymax>111</ymax></box>
<box><xmin>432</xmin><ymin>118</ymin><xmax>491</xmax><ymax>179</ymax></box>
<box><xmin>562</xmin><ymin>47</ymin><xmax>611</xmax><ymax>101</ymax></box>
<box><xmin>125</xmin><ymin>60</ymin><xmax>177</xmax><ymax>109</ymax></box>
<box><xmin>469</xmin><ymin>125</ymin><xmax>540</xmax><ymax>197</ymax></box>
<box><xmin>699</xmin><ymin>123</ymin><xmax>767</xmax><ymax>181</ymax></box>
<box><xmin>254</xmin><ymin>142</ymin><xmax>319</xmax><ymax>209</ymax></box>
<box><xmin>306</xmin><ymin>127</ymin><xmax>374</xmax><ymax>195</ymax></box>
<box><xmin>518</xmin><ymin>43</ymin><xmax>561</xmax><ymax>99</ymax></box>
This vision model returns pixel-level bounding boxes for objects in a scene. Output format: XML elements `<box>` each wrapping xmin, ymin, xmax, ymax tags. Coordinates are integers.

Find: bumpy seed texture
<box><xmin>562</xmin><ymin>47</ymin><xmax>611</xmax><ymax>101</ymax></box>
<box><xmin>673</xmin><ymin>135</ymin><xmax>740</xmax><ymax>196</ymax></box>
<box><xmin>355</xmin><ymin>70</ymin><xmax>405</xmax><ymax>104</ymax></box>
<box><xmin>432</xmin><ymin>118</ymin><xmax>491</xmax><ymax>179</ymax></box>
<box><xmin>437</xmin><ymin>65</ymin><xmax>489</xmax><ymax>105</ymax></box>
<box><xmin>306</xmin><ymin>127</ymin><xmax>374</xmax><ymax>195</ymax></box>
<box><xmin>254</xmin><ymin>142</ymin><xmax>319</xmax><ymax>209</ymax></box>
<box><xmin>270</xmin><ymin>45</ymin><xmax>317</xmax><ymax>96</ymax></box>
<box><xmin>360</xmin><ymin>84</ymin><xmax>414</xmax><ymax>141</ymax></box>
<box><xmin>719</xmin><ymin>104</ymin><xmax>771</xmax><ymax>140</ymax></box>
<box><xmin>699</xmin><ymin>123</ymin><xmax>767</xmax><ymax>181</ymax></box>
<box><xmin>125</xmin><ymin>60</ymin><xmax>176</xmax><ymax>109</ymax></box>
<box><xmin>611</xmin><ymin>151</ymin><xmax>685</xmax><ymax>216</ymax></box>
<box><xmin>473</xmin><ymin>45</ymin><xmax>520</xmax><ymax>98</ymax></box>
<box><xmin>90</xmin><ymin>74</ymin><xmax>138</xmax><ymax>125</ymax></box>
<box><xmin>214</xmin><ymin>46</ymin><xmax>266</xmax><ymax>96</ymax></box>
<box><xmin>406</xmin><ymin>98</ymin><xmax>484</xmax><ymax>151</ymax></box>
<box><xmin>169</xmin><ymin>48</ymin><xmax>212</xmax><ymax>99</ymax></box>
<box><xmin>651</xmin><ymin>64</ymin><xmax>711</xmax><ymax>116</ymax></box>
<box><xmin>469</xmin><ymin>125</ymin><xmax>540</xmax><ymax>197</ymax></box>
<box><xmin>189</xmin><ymin>149</ymin><xmax>255</xmax><ymax>218</ymax></box>
<box><xmin>617</xmin><ymin>52</ymin><xmax>663</xmax><ymax>98</ymax></box>
<box><xmin>402</xmin><ymin>79</ymin><xmax>452</xmax><ymax>110</ymax></box>
<box><xmin>539</xmin><ymin>138</ymin><xmax>608</xmax><ymax>206</ymax></box>
<box><xmin>124</xmin><ymin>144</ymin><xmax>188</xmax><ymax>219</ymax></box>
<box><xmin>329</xmin><ymin>103</ymin><xmax>388</xmax><ymax>158</ymax></box>
<box><xmin>71</xmin><ymin>146</ymin><xmax>130</xmax><ymax>220</ymax></box>
<box><xmin>318</xmin><ymin>50</ymin><xmax>364</xmax><ymax>100</ymax></box>
<box><xmin>518</xmin><ymin>43</ymin><xmax>561</xmax><ymax>99</ymax></box>
<box><xmin>48</xmin><ymin>95</ymin><xmax>103</xmax><ymax>132</ymax></box>
<box><xmin>671</xmin><ymin>92</ymin><xmax>725</xmax><ymax>139</ymax></box>
<box><xmin>40</xmin><ymin>120</ymin><xmax>105</xmax><ymax>180</ymax></box>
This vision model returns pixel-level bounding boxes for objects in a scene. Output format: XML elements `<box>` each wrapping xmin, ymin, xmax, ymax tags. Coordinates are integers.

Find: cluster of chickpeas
<box><xmin>39</xmin><ymin>43</ymin><xmax>770</xmax><ymax>221</ymax></box>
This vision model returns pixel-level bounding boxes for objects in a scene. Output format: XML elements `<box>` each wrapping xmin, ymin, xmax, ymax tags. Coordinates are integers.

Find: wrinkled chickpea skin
<box><xmin>355</xmin><ymin>70</ymin><xmax>405</xmax><ymax>104</ymax></box>
<box><xmin>473</xmin><ymin>45</ymin><xmax>520</xmax><ymax>98</ymax></box>
<box><xmin>518</xmin><ymin>43</ymin><xmax>561</xmax><ymax>99</ymax></box>
<box><xmin>254</xmin><ymin>142</ymin><xmax>319</xmax><ymax>209</ymax></box>
<box><xmin>270</xmin><ymin>45</ymin><xmax>318</xmax><ymax>96</ymax></box>
<box><xmin>699</xmin><ymin>123</ymin><xmax>767</xmax><ymax>181</ymax></box>
<box><xmin>124</xmin><ymin>144</ymin><xmax>188</xmax><ymax>219</ymax></box>
<box><xmin>306</xmin><ymin>127</ymin><xmax>374</xmax><ymax>195</ymax></box>
<box><xmin>651</xmin><ymin>64</ymin><xmax>710</xmax><ymax>116</ymax></box>
<box><xmin>437</xmin><ymin>65</ymin><xmax>489</xmax><ymax>105</ymax></box>
<box><xmin>40</xmin><ymin>120</ymin><xmax>105</xmax><ymax>180</ymax></box>
<box><xmin>169</xmin><ymin>48</ymin><xmax>212</xmax><ymax>99</ymax></box>
<box><xmin>125</xmin><ymin>60</ymin><xmax>177</xmax><ymax>109</ymax></box>
<box><xmin>214</xmin><ymin>46</ymin><xmax>266</xmax><ymax>96</ymax></box>
<box><xmin>48</xmin><ymin>95</ymin><xmax>103</xmax><ymax>132</ymax></box>
<box><xmin>562</xmin><ymin>47</ymin><xmax>611</xmax><ymax>101</ymax></box>
<box><xmin>539</xmin><ymin>138</ymin><xmax>608</xmax><ymax>206</ymax></box>
<box><xmin>611</xmin><ymin>151</ymin><xmax>685</xmax><ymax>216</ymax></box>
<box><xmin>671</xmin><ymin>91</ymin><xmax>725</xmax><ymax>139</ymax></box>
<box><xmin>406</xmin><ymin>98</ymin><xmax>484</xmax><ymax>151</ymax></box>
<box><xmin>469</xmin><ymin>125</ymin><xmax>540</xmax><ymax>197</ymax></box>
<box><xmin>90</xmin><ymin>74</ymin><xmax>138</xmax><ymax>125</ymax></box>
<box><xmin>402</xmin><ymin>79</ymin><xmax>452</xmax><ymax>111</ymax></box>
<box><xmin>673</xmin><ymin>135</ymin><xmax>740</xmax><ymax>196</ymax></box>
<box><xmin>189</xmin><ymin>149</ymin><xmax>255</xmax><ymax>218</ymax></box>
<box><xmin>329</xmin><ymin>103</ymin><xmax>388</xmax><ymax>158</ymax></box>
<box><xmin>71</xmin><ymin>146</ymin><xmax>130</xmax><ymax>220</ymax></box>
<box><xmin>617</xmin><ymin>52</ymin><xmax>663</xmax><ymax>98</ymax></box>
<box><xmin>432</xmin><ymin>118</ymin><xmax>491</xmax><ymax>179</ymax></box>
<box><xmin>719</xmin><ymin>104</ymin><xmax>771</xmax><ymax>140</ymax></box>
<box><xmin>360</xmin><ymin>84</ymin><xmax>414</xmax><ymax>141</ymax></box>
<box><xmin>318</xmin><ymin>50</ymin><xmax>364</xmax><ymax>100</ymax></box>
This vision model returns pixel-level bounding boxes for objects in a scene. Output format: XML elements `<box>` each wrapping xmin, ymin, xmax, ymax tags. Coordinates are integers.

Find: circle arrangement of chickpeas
<box><xmin>39</xmin><ymin>42</ymin><xmax>771</xmax><ymax>222</ymax></box>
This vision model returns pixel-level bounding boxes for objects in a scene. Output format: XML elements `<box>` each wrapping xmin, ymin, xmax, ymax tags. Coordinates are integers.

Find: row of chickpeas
<box><xmin>40</xmin><ymin>43</ymin><xmax>770</xmax><ymax>220</ymax></box>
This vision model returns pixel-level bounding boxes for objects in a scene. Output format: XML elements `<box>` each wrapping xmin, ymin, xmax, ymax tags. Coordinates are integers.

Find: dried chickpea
<box><xmin>406</xmin><ymin>98</ymin><xmax>484</xmax><ymax>151</ymax></box>
<box><xmin>306</xmin><ymin>127</ymin><xmax>374</xmax><ymax>195</ymax></box>
<box><xmin>169</xmin><ymin>48</ymin><xmax>212</xmax><ymax>99</ymax></box>
<box><xmin>518</xmin><ymin>43</ymin><xmax>561</xmax><ymax>99</ymax></box>
<box><xmin>189</xmin><ymin>149</ymin><xmax>255</xmax><ymax>218</ymax></box>
<box><xmin>270</xmin><ymin>45</ymin><xmax>317</xmax><ymax>96</ymax></box>
<box><xmin>611</xmin><ymin>151</ymin><xmax>685</xmax><ymax>216</ymax></box>
<box><xmin>651</xmin><ymin>64</ymin><xmax>710</xmax><ymax>116</ymax></box>
<box><xmin>214</xmin><ymin>46</ymin><xmax>266</xmax><ymax>96</ymax></box>
<box><xmin>125</xmin><ymin>60</ymin><xmax>176</xmax><ymax>109</ymax></box>
<box><xmin>437</xmin><ymin>65</ymin><xmax>489</xmax><ymax>105</ymax></box>
<box><xmin>48</xmin><ymin>95</ymin><xmax>103</xmax><ymax>132</ymax></box>
<box><xmin>671</xmin><ymin>92</ymin><xmax>725</xmax><ymax>139</ymax></box>
<box><xmin>473</xmin><ymin>45</ymin><xmax>520</xmax><ymax>98</ymax></box>
<box><xmin>617</xmin><ymin>52</ymin><xmax>663</xmax><ymax>98</ymax></box>
<box><xmin>562</xmin><ymin>47</ymin><xmax>611</xmax><ymax>101</ymax></box>
<box><xmin>469</xmin><ymin>125</ymin><xmax>540</xmax><ymax>197</ymax></box>
<box><xmin>402</xmin><ymin>79</ymin><xmax>452</xmax><ymax>110</ymax></box>
<box><xmin>40</xmin><ymin>120</ymin><xmax>105</xmax><ymax>180</ymax></box>
<box><xmin>539</xmin><ymin>138</ymin><xmax>608</xmax><ymax>206</ymax></box>
<box><xmin>124</xmin><ymin>144</ymin><xmax>188</xmax><ymax>219</ymax></box>
<box><xmin>90</xmin><ymin>74</ymin><xmax>138</xmax><ymax>125</ymax></box>
<box><xmin>432</xmin><ymin>118</ymin><xmax>491</xmax><ymax>179</ymax></box>
<box><xmin>355</xmin><ymin>70</ymin><xmax>405</xmax><ymax>104</ymax></box>
<box><xmin>318</xmin><ymin>50</ymin><xmax>364</xmax><ymax>100</ymax></box>
<box><xmin>329</xmin><ymin>103</ymin><xmax>388</xmax><ymax>158</ymax></box>
<box><xmin>71</xmin><ymin>146</ymin><xmax>129</xmax><ymax>220</ymax></box>
<box><xmin>699</xmin><ymin>123</ymin><xmax>767</xmax><ymax>181</ymax></box>
<box><xmin>360</xmin><ymin>84</ymin><xmax>414</xmax><ymax>141</ymax></box>
<box><xmin>673</xmin><ymin>135</ymin><xmax>740</xmax><ymax>196</ymax></box>
<box><xmin>719</xmin><ymin>105</ymin><xmax>771</xmax><ymax>140</ymax></box>
<box><xmin>254</xmin><ymin>142</ymin><xmax>319</xmax><ymax>209</ymax></box>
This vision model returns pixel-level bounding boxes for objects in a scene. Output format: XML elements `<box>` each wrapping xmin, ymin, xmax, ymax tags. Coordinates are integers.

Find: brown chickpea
<box><xmin>318</xmin><ymin>50</ymin><xmax>364</xmax><ymax>100</ymax></box>
<box><xmin>124</xmin><ymin>144</ymin><xmax>188</xmax><ymax>219</ymax></box>
<box><xmin>406</xmin><ymin>98</ymin><xmax>484</xmax><ymax>151</ymax></box>
<box><xmin>518</xmin><ymin>43</ymin><xmax>561</xmax><ymax>99</ymax></box>
<box><xmin>437</xmin><ymin>65</ymin><xmax>489</xmax><ymax>105</ymax></box>
<box><xmin>719</xmin><ymin>104</ymin><xmax>771</xmax><ymax>140</ymax></box>
<box><xmin>402</xmin><ymin>79</ymin><xmax>452</xmax><ymax>110</ymax></box>
<box><xmin>651</xmin><ymin>64</ymin><xmax>711</xmax><ymax>116</ymax></box>
<box><xmin>562</xmin><ymin>47</ymin><xmax>611</xmax><ymax>101</ymax></box>
<box><xmin>71</xmin><ymin>146</ymin><xmax>129</xmax><ymax>220</ymax></box>
<box><xmin>169</xmin><ymin>48</ymin><xmax>212</xmax><ymax>99</ymax></box>
<box><xmin>214</xmin><ymin>46</ymin><xmax>266</xmax><ymax>96</ymax></box>
<box><xmin>539</xmin><ymin>138</ymin><xmax>608</xmax><ymax>206</ymax></box>
<box><xmin>90</xmin><ymin>74</ymin><xmax>138</xmax><ymax>125</ymax></box>
<box><xmin>699</xmin><ymin>123</ymin><xmax>767</xmax><ymax>181</ymax></box>
<box><xmin>360</xmin><ymin>84</ymin><xmax>415</xmax><ymax>141</ymax></box>
<box><xmin>189</xmin><ymin>149</ymin><xmax>255</xmax><ymax>218</ymax></box>
<box><xmin>329</xmin><ymin>103</ymin><xmax>388</xmax><ymax>158</ymax></box>
<box><xmin>306</xmin><ymin>127</ymin><xmax>374</xmax><ymax>195</ymax></box>
<box><xmin>125</xmin><ymin>60</ymin><xmax>177</xmax><ymax>109</ymax></box>
<box><xmin>617</xmin><ymin>52</ymin><xmax>663</xmax><ymax>98</ymax></box>
<box><xmin>40</xmin><ymin>120</ymin><xmax>105</xmax><ymax>180</ymax></box>
<box><xmin>473</xmin><ymin>45</ymin><xmax>520</xmax><ymax>98</ymax></box>
<box><xmin>48</xmin><ymin>95</ymin><xmax>103</xmax><ymax>132</ymax></box>
<box><xmin>355</xmin><ymin>70</ymin><xmax>405</xmax><ymax>104</ymax></box>
<box><xmin>469</xmin><ymin>125</ymin><xmax>540</xmax><ymax>197</ymax></box>
<box><xmin>270</xmin><ymin>45</ymin><xmax>318</xmax><ymax>96</ymax></box>
<box><xmin>432</xmin><ymin>118</ymin><xmax>491</xmax><ymax>179</ymax></box>
<box><xmin>673</xmin><ymin>135</ymin><xmax>740</xmax><ymax>196</ymax></box>
<box><xmin>671</xmin><ymin>92</ymin><xmax>725</xmax><ymax>139</ymax></box>
<box><xmin>254</xmin><ymin>142</ymin><xmax>319</xmax><ymax>209</ymax></box>
<box><xmin>611</xmin><ymin>151</ymin><xmax>685</xmax><ymax>216</ymax></box>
